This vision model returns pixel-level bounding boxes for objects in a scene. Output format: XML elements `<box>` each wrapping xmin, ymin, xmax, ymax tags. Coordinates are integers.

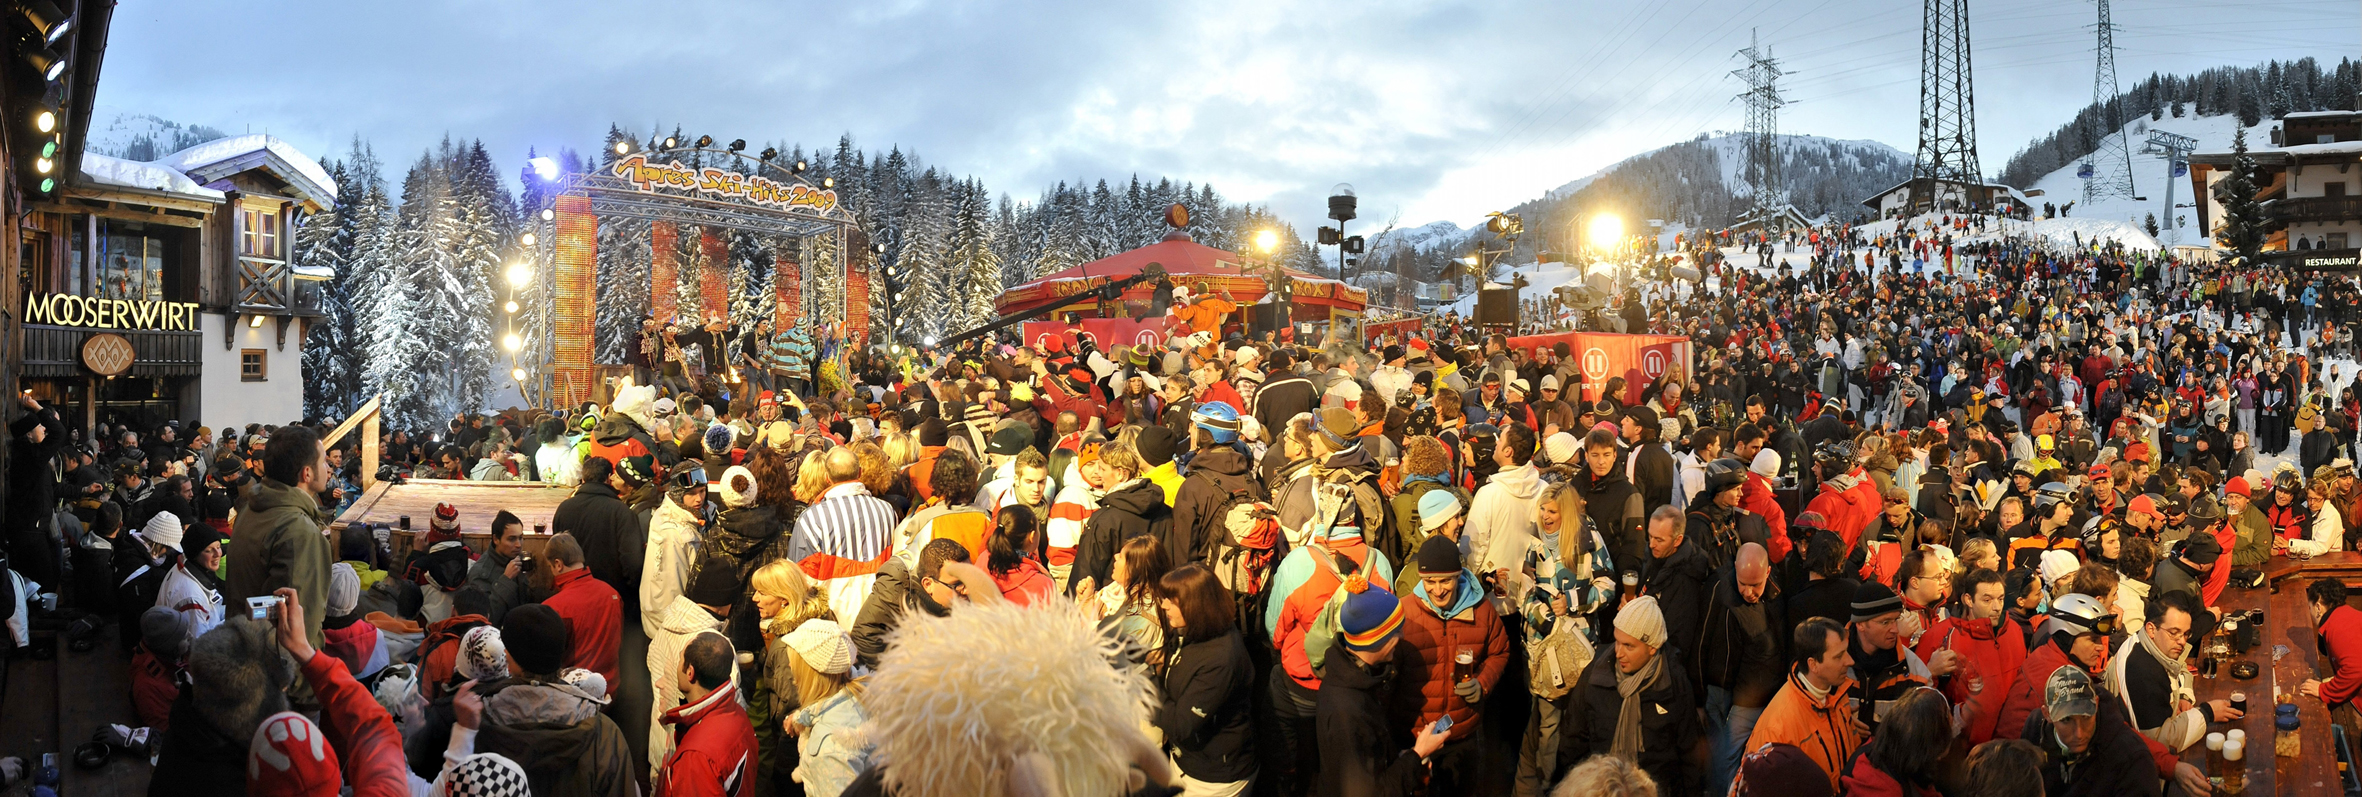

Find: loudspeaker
<box><xmin>1476</xmin><ymin>288</ymin><xmax>1517</xmax><ymax>326</ymax></box>
<box><xmin>1248</xmin><ymin>301</ymin><xmax>1290</xmax><ymax>335</ymax></box>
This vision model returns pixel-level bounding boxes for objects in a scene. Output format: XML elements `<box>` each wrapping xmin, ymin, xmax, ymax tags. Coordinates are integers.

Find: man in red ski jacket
<box><xmin>2304</xmin><ymin>579</ymin><xmax>2362</xmax><ymax>713</ymax></box>
<box><xmin>542</xmin><ymin>534</ymin><xmax>622</xmax><ymax>696</ymax></box>
<box><xmin>1915</xmin><ymin>569</ymin><xmax>2026</xmax><ymax>744</ymax></box>
<box><xmin>655</xmin><ymin>633</ymin><xmax>759</xmax><ymax>797</ymax></box>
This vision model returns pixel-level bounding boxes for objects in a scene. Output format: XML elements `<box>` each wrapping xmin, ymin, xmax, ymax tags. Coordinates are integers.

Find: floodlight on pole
<box><xmin>506</xmin><ymin>263</ymin><xmax>531</xmax><ymax>287</ymax></box>
<box><xmin>1586</xmin><ymin>214</ymin><xmax>1625</xmax><ymax>252</ymax></box>
<box><xmin>614</xmin><ymin>140</ymin><xmax>632</xmax><ymax>155</ymax></box>
<box><xmin>520</xmin><ymin>232</ymin><xmax>536</xmax><ymax>247</ymax></box>
<box><xmin>1254</xmin><ymin>229</ymin><xmax>1279</xmax><ymax>254</ymax></box>
<box><xmin>502</xmin><ymin>333</ymin><xmax>521</xmax><ymax>352</ymax></box>
<box><xmin>528</xmin><ymin>157</ymin><xmax>558</xmax><ymax>181</ymax></box>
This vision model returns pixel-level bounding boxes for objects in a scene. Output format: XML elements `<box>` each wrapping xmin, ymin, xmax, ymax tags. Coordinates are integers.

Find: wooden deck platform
<box><xmin>332</xmin><ymin>478</ymin><xmax>579</xmax><ymax>560</ymax></box>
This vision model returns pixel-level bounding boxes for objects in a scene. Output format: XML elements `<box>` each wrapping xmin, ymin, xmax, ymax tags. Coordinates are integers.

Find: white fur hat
<box><xmin>1750</xmin><ymin>448</ymin><xmax>1782</xmax><ymax>479</ymax></box>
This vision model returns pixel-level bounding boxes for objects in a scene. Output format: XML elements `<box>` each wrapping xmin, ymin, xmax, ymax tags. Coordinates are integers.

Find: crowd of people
<box><xmin>5</xmin><ymin>210</ymin><xmax>2362</xmax><ymax>797</ymax></box>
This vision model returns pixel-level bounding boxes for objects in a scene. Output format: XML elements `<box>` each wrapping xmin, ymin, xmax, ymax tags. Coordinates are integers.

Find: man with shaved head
<box><xmin>788</xmin><ymin>443</ymin><xmax>903</xmax><ymax>626</ymax></box>
<box><xmin>1698</xmin><ymin>541</ymin><xmax>1784</xmax><ymax>793</ymax></box>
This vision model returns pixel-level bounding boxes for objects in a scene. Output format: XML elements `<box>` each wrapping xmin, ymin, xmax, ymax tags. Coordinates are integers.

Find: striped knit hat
<box><xmin>1338</xmin><ymin>577</ymin><xmax>1404</xmax><ymax>652</ymax></box>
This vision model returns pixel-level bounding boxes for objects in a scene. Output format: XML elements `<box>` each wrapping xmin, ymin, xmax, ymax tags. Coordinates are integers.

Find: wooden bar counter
<box><xmin>329</xmin><ymin>478</ymin><xmax>578</xmax><ymax>560</ymax></box>
<box><xmin>2191</xmin><ymin>551</ymin><xmax>2362</xmax><ymax>795</ymax></box>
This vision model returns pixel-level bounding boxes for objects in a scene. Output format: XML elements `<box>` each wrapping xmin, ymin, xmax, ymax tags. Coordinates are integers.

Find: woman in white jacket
<box><xmin>2292</xmin><ymin>482</ymin><xmax>2346</xmax><ymax>557</ymax></box>
<box><xmin>152</xmin><ymin>513</ymin><xmax>225</xmax><ymax>648</ymax></box>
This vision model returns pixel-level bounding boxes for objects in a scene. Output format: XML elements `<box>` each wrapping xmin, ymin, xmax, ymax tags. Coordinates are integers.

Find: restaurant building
<box><xmin>2188</xmin><ymin>106</ymin><xmax>2362</xmax><ymax>269</ymax></box>
<box><xmin>18</xmin><ymin>134</ymin><xmax>336</xmax><ymax>433</ymax></box>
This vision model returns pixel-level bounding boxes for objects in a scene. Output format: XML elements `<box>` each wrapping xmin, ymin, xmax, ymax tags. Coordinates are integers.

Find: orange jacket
<box><xmin>1745</xmin><ymin>672</ymin><xmax>1864</xmax><ymax>792</ymax></box>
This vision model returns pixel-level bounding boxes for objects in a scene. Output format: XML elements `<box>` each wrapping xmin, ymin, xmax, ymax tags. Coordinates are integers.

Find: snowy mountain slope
<box><xmin>2016</xmin><ymin>113</ymin><xmax>2271</xmax><ymax>248</ymax></box>
<box><xmin>86</xmin><ymin>112</ymin><xmax>229</xmax><ymax>162</ymax></box>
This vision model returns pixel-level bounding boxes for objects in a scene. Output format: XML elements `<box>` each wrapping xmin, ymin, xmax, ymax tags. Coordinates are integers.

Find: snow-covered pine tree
<box><xmin>2145</xmin><ymin>213</ymin><xmax>2160</xmax><ymax>238</ymax></box>
<box><xmin>297</xmin><ymin>157</ymin><xmax>355</xmax><ymax>420</ymax></box>
<box><xmin>343</xmin><ymin>141</ymin><xmax>399</xmax><ymax>404</ymax></box>
<box><xmin>949</xmin><ymin>177</ymin><xmax>998</xmax><ymax>330</ymax></box>
<box><xmin>444</xmin><ymin>140</ymin><xmax>513</xmax><ymax>415</ymax></box>
<box><xmin>369</xmin><ymin>152</ymin><xmax>459</xmax><ymax>431</ymax></box>
<box><xmin>594</xmin><ymin>217</ymin><xmax>651</xmax><ymax>364</ymax></box>
<box><xmin>2217</xmin><ymin>127</ymin><xmax>2268</xmax><ymax>265</ymax></box>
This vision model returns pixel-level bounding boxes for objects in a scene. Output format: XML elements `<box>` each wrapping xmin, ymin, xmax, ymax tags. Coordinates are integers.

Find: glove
<box><xmin>1454</xmin><ymin>678</ymin><xmax>1484</xmax><ymax>705</ymax></box>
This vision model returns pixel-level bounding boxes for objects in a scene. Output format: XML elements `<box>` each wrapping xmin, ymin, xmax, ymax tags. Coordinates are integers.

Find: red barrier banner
<box><xmin>1020</xmin><ymin>317</ymin><xmax>1177</xmax><ymax>352</ymax></box>
<box><xmin>1504</xmin><ymin>332</ymin><xmax>1691</xmax><ymax>405</ymax></box>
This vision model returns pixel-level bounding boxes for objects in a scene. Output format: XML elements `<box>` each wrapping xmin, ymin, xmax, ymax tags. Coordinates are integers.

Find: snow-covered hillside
<box><xmin>2017</xmin><ymin>113</ymin><xmax>2271</xmax><ymax>247</ymax></box>
<box><xmin>86</xmin><ymin>112</ymin><xmax>229</xmax><ymax>162</ymax></box>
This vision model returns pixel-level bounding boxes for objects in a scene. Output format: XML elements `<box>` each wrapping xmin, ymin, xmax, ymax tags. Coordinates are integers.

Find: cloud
<box><xmin>92</xmin><ymin>0</ymin><xmax>2356</xmax><ymax>231</ymax></box>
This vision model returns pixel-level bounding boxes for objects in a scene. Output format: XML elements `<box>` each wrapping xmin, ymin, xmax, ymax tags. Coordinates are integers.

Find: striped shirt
<box><xmin>771</xmin><ymin>329</ymin><xmax>815</xmax><ymax>381</ymax></box>
<box><xmin>789</xmin><ymin>481</ymin><xmax>898</xmax><ymax>628</ymax></box>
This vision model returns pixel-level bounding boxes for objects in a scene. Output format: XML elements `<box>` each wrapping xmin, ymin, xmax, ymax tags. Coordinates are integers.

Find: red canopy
<box><xmin>995</xmin><ymin>231</ymin><xmax>1366</xmax><ymax>316</ymax></box>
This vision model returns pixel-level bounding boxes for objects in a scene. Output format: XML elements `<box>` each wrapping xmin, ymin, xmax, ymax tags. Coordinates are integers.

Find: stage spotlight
<box><xmin>924</xmin><ymin>335</ymin><xmax>937</xmax><ymax>346</ymax></box>
<box><xmin>505</xmin><ymin>300</ymin><xmax>519</xmax><ymax>314</ymax></box>
<box><xmin>511</xmin><ymin>367</ymin><xmax>527</xmax><ymax>382</ymax></box>
<box><xmin>1254</xmin><ymin>229</ymin><xmax>1278</xmax><ymax>254</ymax></box>
<box><xmin>33</xmin><ymin>155</ymin><xmax>51</xmax><ymax>174</ymax></box>
<box><xmin>503</xmin><ymin>333</ymin><xmax>522</xmax><ymax>352</ymax></box>
<box><xmin>24</xmin><ymin>46</ymin><xmax>65</xmax><ymax>82</ymax></box>
<box><xmin>695</xmin><ymin>135</ymin><xmax>713</xmax><ymax>148</ymax></box>
<box><xmin>520</xmin><ymin>232</ymin><xmax>536</xmax><ymax>247</ymax></box>
<box><xmin>792</xmin><ymin>160</ymin><xmax>807</xmax><ymax>174</ymax></box>
<box><xmin>728</xmin><ymin>139</ymin><xmax>746</xmax><ymax>152</ymax></box>
<box><xmin>14</xmin><ymin>0</ymin><xmax>70</xmax><ymax>45</ymax></box>
<box><xmin>541</xmin><ymin>208</ymin><xmax>554</xmax><ymax>221</ymax></box>
<box><xmin>759</xmin><ymin>147</ymin><xmax>777</xmax><ymax>161</ymax></box>
<box><xmin>614</xmin><ymin>140</ymin><xmax>632</xmax><ymax>155</ymax></box>
<box><xmin>822</xmin><ymin>177</ymin><xmax>834</xmax><ymax>189</ymax></box>
<box><xmin>507</xmin><ymin>263</ymin><xmax>531</xmax><ymax>287</ymax></box>
<box><xmin>662</xmin><ymin>136</ymin><xmax>679</xmax><ymax>150</ymax></box>
<box><xmin>529</xmin><ymin>156</ymin><xmax>558</xmax><ymax>181</ymax></box>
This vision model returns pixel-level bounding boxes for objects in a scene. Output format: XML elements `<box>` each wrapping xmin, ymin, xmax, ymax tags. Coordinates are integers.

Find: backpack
<box><xmin>1205</xmin><ymin>483</ymin><xmax>1280</xmax><ymax>599</ymax></box>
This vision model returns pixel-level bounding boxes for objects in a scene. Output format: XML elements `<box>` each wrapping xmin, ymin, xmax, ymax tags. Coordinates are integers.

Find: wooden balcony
<box><xmin>21</xmin><ymin>324</ymin><xmax>202</xmax><ymax>378</ymax></box>
<box><xmin>233</xmin><ymin>258</ymin><xmax>327</xmax><ymax>317</ymax></box>
<box><xmin>2267</xmin><ymin>196</ymin><xmax>2362</xmax><ymax>223</ymax></box>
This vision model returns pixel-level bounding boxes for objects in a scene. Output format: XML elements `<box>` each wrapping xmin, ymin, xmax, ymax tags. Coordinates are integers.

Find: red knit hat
<box><xmin>2226</xmin><ymin>476</ymin><xmax>2252</xmax><ymax>498</ymax></box>
<box><xmin>246</xmin><ymin>711</ymin><xmax>340</xmax><ymax>797</ymax></box>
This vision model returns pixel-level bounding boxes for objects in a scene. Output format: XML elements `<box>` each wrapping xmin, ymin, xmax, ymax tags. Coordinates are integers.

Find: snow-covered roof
<box><xmin>292</xmin><ymin>264</ymin><xmax>335</xmax><ymax>280</ymax></box>
<box><xmin>2282</xmin><ymin>110</ymin><xmax>2362</xmax><ymax>120</ymax></box>
<box><xmin>78</xmin><ymin>152</ymin><xmax>226</xmax><ymax>201</ymax></box>
<box><xmin>2280</xmin><ymin>140</ymin><xmax>2362</xmax><ymax>157</ymax></box>
<box><xmin>157</xmin><ymin>134</ymin><xmax>338</xmax><ymax>209</ymax></box>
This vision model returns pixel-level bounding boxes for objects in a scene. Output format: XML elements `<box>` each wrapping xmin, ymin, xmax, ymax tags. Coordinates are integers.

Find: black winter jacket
<box><xmin>1575</xmin><ymin>467</ymin><xmax>1647</xmax><ymax>573</ymax></box>
<box><xmin>2023</xmin><ymin>699</ymin><xmax>2164</xmax><ymax>797</ymax></box>
<box><xmin>849</xmin><ymin>557</ymin><xmax>950</xmax><ymax>670</ymax></box>
<box><xmin>550</xmin><ymin>482</ymin><xmax>645</xmax><ymax>615</ymax></box>
<box><xmin>1642</xmin><ymin>536</ymin><xmax>1713</xmax><ymax>665</ymax></box>
<box><xmin>1155</xmin><ymin>628</ymin><xmax>1258</xmax><ymax>782</ymax></box>
<box><xmin>1169</xmin><ymin>445</ymin><xmax>1261</xmax><ymax>568</ymax></box>
<box><xmin>1066</xmin><ymin>478</ymin><xmax>1172</xmax><ymax>593</ymax></box>
<box><xmin>1562</xmin><ymin>647</ymin><xmax>1700</xmax><ymax>795</ymax></box>
<box><xmin>1315</xmin><ymin>646</ymin><xmax>1426</xmax><ymax>797</ymax></box>
<box><xmin>705</xmin><ymin>503</ymin><xmax>793</xmax><ymax>654</ymax></box>
<box><xmin>1696</xmin><ymin>567</ymin><xmax>1786</xmax><ymax>707</ymax></box>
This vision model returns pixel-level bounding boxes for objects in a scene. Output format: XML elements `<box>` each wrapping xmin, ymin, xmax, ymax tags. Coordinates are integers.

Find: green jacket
<box><xmin>2230</xmin><ymin>503</ymin><xmax>2272</xmax><ymax>568</ymax></box>
<box><xmin>227</xmin><ymin>477</ymin><xmax>333</xmax><ymax>649</ymax></box>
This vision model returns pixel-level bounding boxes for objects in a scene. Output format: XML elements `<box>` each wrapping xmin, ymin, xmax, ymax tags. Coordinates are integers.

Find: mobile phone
<box><xmin>246</xmin><ymin>595</ymin><xmax>283</xmax><ymax>622</ymax></box>
<box><xmin>1432</xmin><ymin>715</ymin><xmax>1454</xmax><ymax>733</ymax></box>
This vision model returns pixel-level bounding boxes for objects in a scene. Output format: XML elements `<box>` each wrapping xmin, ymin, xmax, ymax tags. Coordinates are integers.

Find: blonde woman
<box><xmin>780</xmin><ymin>619</ymin><xmax>869</xmax><ymax>797</ymax></box>
<box><xmin>753</xmin><ymin>560</ymin><xmax>837</xmax><ymax>795</ymax></box>
<box><xmin>1515</xmin><ymin>481</ymin><xmax>1616</xmax><ymax>796</ymax></box>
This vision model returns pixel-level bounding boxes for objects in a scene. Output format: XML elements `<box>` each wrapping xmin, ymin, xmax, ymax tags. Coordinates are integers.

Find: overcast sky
<box><xmin>94</xmin><ymin>0</ymin><xmax>2356</xmax><ymax>232</ymax></box>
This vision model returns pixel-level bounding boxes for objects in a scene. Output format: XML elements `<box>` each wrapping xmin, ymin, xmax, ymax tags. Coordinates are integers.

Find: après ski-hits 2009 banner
<box><xmin>609</xmin><ymin>154</ymin><xmax>839</xmax><ymax>213</ymax></box>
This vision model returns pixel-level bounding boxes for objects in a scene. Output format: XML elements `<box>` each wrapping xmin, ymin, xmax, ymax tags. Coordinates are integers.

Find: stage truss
<box><xmin>517</xmin><ymin>152</ymin><xmax>863</xmax><ymax>410</ymax></box>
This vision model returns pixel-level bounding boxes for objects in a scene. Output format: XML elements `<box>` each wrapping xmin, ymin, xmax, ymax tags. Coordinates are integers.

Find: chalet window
<box><xmin>95</xmin><ymin>219</ymin><xmax>167</xmax><ymax>302</ymax></box>
<box><xmin>2331</xmin><ymin>233</ymin><xmax>2351</xmax><ymax>251</ymax></box>
<box><xmin>241</xmin><ymin>349</ymin><xmax>266</xmax><ymax>381</ymax></box>
<box><xmin>240</xmin><ymin>206</ymin><xmax>281</xmax><ymax>259</ymax></box>
<box><xmin>2329</xmin><ymin>182</ymin><xmax>2348</xmax><ymax>198</ymax></box>
<box><xmin>2322</xmin><ymin>134</ymin><xmax>2338</xmax><ymax>145</ymax></box>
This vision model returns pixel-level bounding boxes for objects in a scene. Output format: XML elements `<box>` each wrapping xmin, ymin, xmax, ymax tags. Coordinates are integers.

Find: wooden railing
<box><xmin>322</xmin><ymin>394</ymin><xmax>382</xmax><ymax>491</ymax></box>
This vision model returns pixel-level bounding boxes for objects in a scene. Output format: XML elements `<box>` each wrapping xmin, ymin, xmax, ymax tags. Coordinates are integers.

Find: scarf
<box><xmin>1611</xmin><ymin>652</ymin><xmax>1667</xmax><ymax>761</ymax></box>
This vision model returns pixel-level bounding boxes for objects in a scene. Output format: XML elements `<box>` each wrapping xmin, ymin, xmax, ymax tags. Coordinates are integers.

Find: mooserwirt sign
<box><xmin>25</xmin><ymin>294</ymin><xmax>201</xmax><ymax>331</ymax></box>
